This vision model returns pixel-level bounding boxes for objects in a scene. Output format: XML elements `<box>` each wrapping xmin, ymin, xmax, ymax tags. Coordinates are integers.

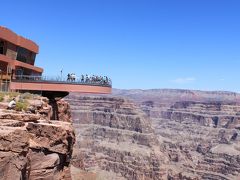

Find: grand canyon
<box><xmin>68</xmin><ymin>89</ymin><xmax>240</xmax><ymax>180</ymax></box>
<box><xmin>2</xmin><ymin>1</ymin><xmax>239</xmax><ymax>179</ymax></box>
<box><xmin>0</xmin><ymin>89</ymin><xmax>240</xmax><ymax>179</ymax></box>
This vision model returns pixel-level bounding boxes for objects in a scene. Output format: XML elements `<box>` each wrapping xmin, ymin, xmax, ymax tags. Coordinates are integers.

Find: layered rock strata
<box><xmin>113</xmin><ymin>89</ymin><xmax>240</xmax><ymax>179</ymax></box>
<box><xmin>155</xmin><ymin>101</ymin><xmax>240</xmax><ymax>179</ymax></box>
<box><xmin>0</xmin><ymin>97</ymin><xmax>75</xmax><ymax>180</ymax></box>
<box><xmin>67</xmin><ymin>95</ymin><xmax>169</xmax><ymax>180</ymax></box>
<box><xmin>66</xmin><ymin>90</ymin><xmax>240</xmax><ymax>179</ymax></box>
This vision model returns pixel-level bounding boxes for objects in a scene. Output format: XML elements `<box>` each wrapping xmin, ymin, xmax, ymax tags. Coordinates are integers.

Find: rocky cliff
<box><xmin>54</xmin><ymin>89</ymin><xmax>240</xmax><ymax>180</ymax></box>
<box><xmin>113</xmin><ymin>89</ymin><xmax>240</xmax><ymax>103</ymax></box>
<box><xmin>8</xmin><ymin>89</ymin><xmax>235</xmax><ymax>180</ymax></box>
<box><xmin>0</xmin><ymin>94</ymin><xmax>75</xmax><ymax>180</ymax></box>
<box><xmin>113</xmin><ymin>89</ymin><xmax>240</xmax><ymax>180</ymax></box>
<box><xmin>66</xmin><ymin>94</ymin><xmax>170</xmax><ymax>180</ymax></box>
<box><xmin>156</xmin><ymin>101</ymin><xmax>240</xmax><ymax>180</ymax></box>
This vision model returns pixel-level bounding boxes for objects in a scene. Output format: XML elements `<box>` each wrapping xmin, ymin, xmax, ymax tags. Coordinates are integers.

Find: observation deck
<box><xmin>9</xmin><ymin>75</ymin><xmax>112</xmax><ymax>98</ymax></box>
<box><xmin>0</xmin><ymin>26</ymin><xmax>112</xmax><ymax>98</ymax></box>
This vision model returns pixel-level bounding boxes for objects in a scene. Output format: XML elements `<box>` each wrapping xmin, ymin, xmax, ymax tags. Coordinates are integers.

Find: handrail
<box><xmin>13</xmin><ymin>75</ymin><xmax>112</xmax><ymax>87</ymax></box>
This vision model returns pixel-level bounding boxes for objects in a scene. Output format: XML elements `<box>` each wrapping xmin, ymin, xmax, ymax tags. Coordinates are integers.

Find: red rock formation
<box><xmin>66</xmin><ymin>95</ymin><xmax>169</xmax><ymax>180</ymax></box>
<box><xmin>0</xmin><ymin>96</ymin><xmax>75</xmax><ymax>180</ymax></box>
<box><xmin>57</xmin><ymin>99</ymin><xmax>72</xmax><ymax>122</ymax></box>
<box><xmin>113</xmin><ymin>89</ymin><xmax>240</xmax><ymax>179</ymax></box>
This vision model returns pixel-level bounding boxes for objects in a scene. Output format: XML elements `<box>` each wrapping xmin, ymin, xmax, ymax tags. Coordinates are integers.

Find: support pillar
<box><xmin>41</xmin><ymin>91</ymin><xmax>69</xmax><ymax>120</ymax></box>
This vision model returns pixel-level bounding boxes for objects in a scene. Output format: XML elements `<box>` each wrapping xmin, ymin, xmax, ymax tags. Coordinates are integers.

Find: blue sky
<box><xmin>1</xmin><ymin>0</ymin><xmax>240</xmax><ymax>91</ymax></box>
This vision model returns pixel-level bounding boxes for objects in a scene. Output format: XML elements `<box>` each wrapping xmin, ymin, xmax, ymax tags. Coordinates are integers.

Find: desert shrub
<box><xmin>15</xmin><ymin>100</ymin><xmax>29</xmax><ymax>111</ymax></box>
<box><xmin>0</xmin><ymin>92</ymin><xmax>7</xmax><ymax>102</ymax></box>
<box><xmin>0</xmin><ymin>95</ymin><xmax>4</xmax><ymax>102</ymax></box>
<box><xmin>7</xmin><ymin>92</ymin><xmax>20</xmax><ymax>101</ymax></box>
<box><xmin>20</xmin><ymin>92</ymin><xmax>34</xmax><ymax>100</ymax></box>
<box><xmin>20</xmin><ymin>92</ymin><xmax>41</xmax><ymax>100</ymax></box>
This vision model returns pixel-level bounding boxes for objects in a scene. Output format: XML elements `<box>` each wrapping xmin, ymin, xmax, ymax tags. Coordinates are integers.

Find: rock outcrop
<box><xmin>0</xmin><ymin>96</ymin><xmax>75</xmax><ymax>180</ymax></box>
<box><xmin>51</xmin><ymin>89</ymin><xmax>240</xmax><ymax>179</ymax></box>
<box><xmin>113</xmin><ymin>89</ymin><xmax>240</xmax><ymax>180</ymax></box>
<box><xmin>66</xmin><ymin>95</ymin><xmax>169</xmax><ymax>180</ymax></box>
<box><xmin>156</xmin><ymin>101</ymin><xmax>240</xmax><ymax>180</ymax></box>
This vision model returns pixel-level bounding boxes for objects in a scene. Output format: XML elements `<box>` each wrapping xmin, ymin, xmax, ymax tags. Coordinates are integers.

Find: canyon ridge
<box><xmin>0</xmin><ymin>89</ymin><xmax>240</xmax><ymax>180</ymax></box>
<box><xmin>67</xmin><ymin>88</ymin><xmax>240</xmax><ymax>180</ymax></box>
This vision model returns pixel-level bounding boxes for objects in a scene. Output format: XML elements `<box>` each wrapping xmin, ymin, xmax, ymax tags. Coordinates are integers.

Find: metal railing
<box><xmin>13</xmin><ymin>75</ymin><xmax>112</xmax><ymax>87</ymax></box>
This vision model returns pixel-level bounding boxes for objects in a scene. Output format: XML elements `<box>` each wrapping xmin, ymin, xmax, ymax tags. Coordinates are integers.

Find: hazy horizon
<box><xmin>113</xmin><ymin>88</ymin><xmax>240</xmax><ymax>94</ymax></box>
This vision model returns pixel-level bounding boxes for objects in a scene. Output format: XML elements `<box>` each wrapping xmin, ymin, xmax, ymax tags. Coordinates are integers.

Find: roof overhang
<box><xmin>0</xmin><ymin>26</ymin><xmax>39</xmax><ymax>54</ymax></box>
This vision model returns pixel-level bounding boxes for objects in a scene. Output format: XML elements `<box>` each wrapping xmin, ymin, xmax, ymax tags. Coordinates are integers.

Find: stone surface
<box><xmin>0</xmin><ymin>111</ymin><xmax>40</xmax><ymax>122</ymax></box>
<box><xmin>57</xmin><ymin>99</ymin><xmax>72</xmax><ymax>122</ymax></box>
<box><xmin>27</xmin><ymin>122</ymin><xmax>75</xmax><ymax>155</ymax></box>
<box><xmin>67</xmin><ymin>90</ymin><xmax>240</xmax><ymax>180</ymax></box>
<box><xmin>113</xmin><ymin>89</ymin><xmax>240</xmax><ymax>180</ymax></box>
<box><xmin>0</xmin><ymin>151</ymin><xmax>28</xmax><ymax>180</ymax></box>
<box><xmin>0</xmin><ymin>96</ymin><xmax>75</xmax><ymax>180</ymax></box>
<box><xmin>66</xmin><ymin>95</ymin><xmax>169</xmax><ymax>180</ymax></box>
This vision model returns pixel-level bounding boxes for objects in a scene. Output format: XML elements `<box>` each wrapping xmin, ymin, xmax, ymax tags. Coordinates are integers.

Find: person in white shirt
<box><xmin>7</xmin><ymin>98</ymin><xmax>16</xmax><ymax>110</ymax></box>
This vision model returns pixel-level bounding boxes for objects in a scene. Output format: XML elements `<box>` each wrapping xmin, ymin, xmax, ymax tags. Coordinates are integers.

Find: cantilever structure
<box><xmin>0</xmin><ymin>26</ymin><xmax>112</xmax><ymax>97</ymax></box>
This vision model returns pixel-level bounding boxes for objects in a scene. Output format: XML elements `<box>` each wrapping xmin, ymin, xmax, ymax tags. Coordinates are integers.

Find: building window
<box><xmin>0</xmin><ymin>41</ymin><xmax>4</xmax><ymax>54</ymax></box>
<box><xmin>17</xmin><ymin>47</ymin><xmax>27</xmax><ymax>62</ymax></box>
<box><xmin>17</xmin><ymin>47</ymin><xmax>28</xmax><ymax>63</ymax></box>
<box><xmin>16</xmin><ymin>47</ymin><xmax>35</xmax><ymax>65</ymax></box>
<box><xmin>15</xmin><ymin>68</ymin><xmax>23</xmax><ymax>76</ymax></box>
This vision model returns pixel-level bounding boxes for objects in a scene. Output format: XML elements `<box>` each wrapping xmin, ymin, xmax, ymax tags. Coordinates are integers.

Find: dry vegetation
<box><xmin>0</xmin><ymin>92</ymin><xmax>40</xmax><ymax>111</ymax></box>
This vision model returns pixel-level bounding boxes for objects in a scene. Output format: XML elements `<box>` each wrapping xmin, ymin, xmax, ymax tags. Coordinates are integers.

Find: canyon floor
<box><xmin>67</xmin><ymin>89</ymin><xmax>240</xmax><ymax>180</ymax></box>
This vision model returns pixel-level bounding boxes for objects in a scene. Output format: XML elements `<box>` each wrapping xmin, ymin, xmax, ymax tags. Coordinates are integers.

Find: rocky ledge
<box><xmin>112</xmin><ymin>89</ymin><xmax>240</xmax><ymax>179</ymax></box>
<box><xmin>66</xmin><ymin>95</ymin><xmax>170</xmax><ymax>180</ymax></box>
<box><xmin>0</xmin><ymin>95</ymin><xmax>75</xmax><ymax>180</ymax></box>
<box><xmin>157</xmin><ymin>101</ymin><xmax>240</xmax><ymax>179</ymax></box>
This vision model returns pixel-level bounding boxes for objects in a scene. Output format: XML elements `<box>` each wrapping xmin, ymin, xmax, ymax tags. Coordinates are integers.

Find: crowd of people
<box><xmin>67</xmin><ymin>73</ymin><xmax>112</xmax><ymax>86</ymax></box>
<box><xmin>13</xmin><ymin>73</ymin><xmax>112</xmax><ymax>86</ymax></box>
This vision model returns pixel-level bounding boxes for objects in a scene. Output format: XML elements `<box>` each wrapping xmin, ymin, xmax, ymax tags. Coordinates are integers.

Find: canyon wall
<box><xmin>67</xmin><ymin>89</ymin><xmax>240</xmax><ymax>180</ymax></box>
<box><xmin>0</xmin><ymin>96</ymin><xmax>75</xmax><ymax>180</ymax></box>
<box><xmin>67</xmin><ymin>95</ymin><xmax>170</xmax><ymax>180</ymax></box>
<box><xmin>154</xmin><ymin>101</ymin><xmax>240</xmax><ymax>179</ymax></box>
<box><xmin>113</xmin><ymin>89</ymin><xmax>240</xmax><ymax>180</ymax></box>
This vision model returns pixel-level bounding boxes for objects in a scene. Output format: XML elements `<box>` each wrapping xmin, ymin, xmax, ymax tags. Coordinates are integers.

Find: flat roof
<box><xmin>0</xmin><ymin>26</ymin><xmax>39</xmax><ymax>54</ymax></box>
